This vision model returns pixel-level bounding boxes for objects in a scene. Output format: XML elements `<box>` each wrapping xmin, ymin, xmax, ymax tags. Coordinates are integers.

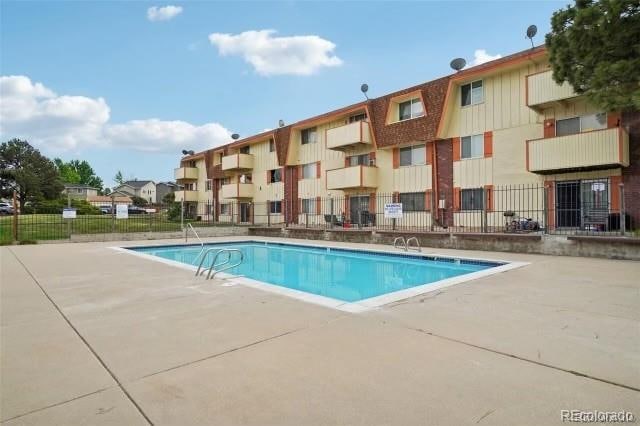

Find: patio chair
<box><xmin>324</xmin><ymin>214</ymin><xmax>343</xmax><ymax>226</ymax></box>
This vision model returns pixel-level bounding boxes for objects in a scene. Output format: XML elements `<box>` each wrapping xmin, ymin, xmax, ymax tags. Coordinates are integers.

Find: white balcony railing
<box><xmin>174</xmin><ymin>167</ymin><xmax>198</xmax><ymax>181</ymax></box>
<box><xmin>174</xmin><ymin>190</ymin><xmax>199</xmax><ymax>202</ymax></box>
<box><xmin>326</xmin><ymin>166</ymin><xmax>378</xmax><ymax>190</ymax></box>
<box><xmin>326</xmin><ymin>121</ymin><xmax>372</xmax><ymax>150</ymax></box>
<box><xmin>221</xmin><ymin>183</ymin><xmax>254</xmax><ymax>199</ymax></box>
<box><xmin>221</xmin><ymin>153</ymin><xmax>253</xmax><ymax>171</ymax></box>
<box><xmin>527</xmin><ymin>70</ymin><xmax>577</xmax><ymax>107</ymax></box>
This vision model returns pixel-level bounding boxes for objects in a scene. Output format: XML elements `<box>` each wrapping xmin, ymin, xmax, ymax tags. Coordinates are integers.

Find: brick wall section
<box><xmin>435</xmin><ymin>139</ymin><xmax>454</xmax><ymax>226</ymax></box>
<box><xmin>274</xmin><ymin>125</ymin><xmax>292</xmax><ymax>166</ymax></box>
<box><xmin>369</xmin><ymin>76</ymin><xmax>450</xmax><ymax>148</ymax></box>
<box><xmin>622</xmin><ymin>111</ymin><xmax>640</xmax><ymax>227</ymax></box>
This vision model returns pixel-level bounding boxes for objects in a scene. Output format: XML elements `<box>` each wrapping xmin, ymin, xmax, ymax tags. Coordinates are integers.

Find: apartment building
<box><xmin>174</xmin><ymin>45</ymin><xmax>638</xmax><ymax>230</ymax></box>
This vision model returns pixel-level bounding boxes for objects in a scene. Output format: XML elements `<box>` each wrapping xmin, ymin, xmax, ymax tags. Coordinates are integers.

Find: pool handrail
<box><xmin>406</xmin><ymin>237</ymin><xmax>421</xmax><ymax>252</ymax></box>
<box><xmin>185</xmin><ymin>223</ymin><xmax>206</xmax><ymax>264</ymax></box>
<box><xmin>393</xmin><ymin>236</ymin><xmax>407</xmax><ymax>251</ymax></box>
<box><xmin>206</xmin><ymin>249</ymin><xmax>244</xmax><ymax>279</ymax></box>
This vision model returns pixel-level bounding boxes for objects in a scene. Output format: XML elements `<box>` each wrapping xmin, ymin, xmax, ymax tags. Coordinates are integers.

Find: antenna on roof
<box><xmin>449</xmin><ymin>58</ymin><xmax>466</xmax><ymax>72</ymax></box>
<box><xmin>231</xmin><ymin>133</ymin><xmax>240</xmax><ymax>140</ymax></box>
<box><xmin>360</xmin><ymin>83</ymin><xmax>369</xmax><ymax>100</ymax></box>
<box><xmin>526</xmin><ymin>25</ymin><xmax>538</xmax><ymax>49</ymax></box>
<box><xmin>278</xmin><ymin>119</ymin><xmax>285</xmax><ymax>128</ymax></box>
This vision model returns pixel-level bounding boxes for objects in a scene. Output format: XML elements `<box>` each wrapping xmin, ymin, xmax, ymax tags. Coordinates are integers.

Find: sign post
<box><xmin>384</xmin><ymin>203</ymin><xmax>403</xmax><ymax>231</ymax></box>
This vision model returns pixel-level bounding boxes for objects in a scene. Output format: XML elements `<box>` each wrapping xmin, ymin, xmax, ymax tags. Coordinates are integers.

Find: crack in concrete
<box><xmin>7</xmin><ymin>248</ymin><xmax>155</xmax><ymax>426</ymax></box>
<box><xmin>406</xmin><ymin>325</ymin><xmax>640</xmax><ymax>393</ymax></box>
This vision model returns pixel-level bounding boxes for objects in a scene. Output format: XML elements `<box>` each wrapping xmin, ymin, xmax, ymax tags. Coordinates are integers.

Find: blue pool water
<box><xmin>128</xmin><ymin>242</ymin><xmax>500</xmax><ymax>303</ymax></box>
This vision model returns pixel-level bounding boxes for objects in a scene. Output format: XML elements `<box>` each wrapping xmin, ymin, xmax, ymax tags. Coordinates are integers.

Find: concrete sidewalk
<box><xmin>1</xmin><ymin>238</ymin><xmax>638</xmax><ymax>425</ymax></box>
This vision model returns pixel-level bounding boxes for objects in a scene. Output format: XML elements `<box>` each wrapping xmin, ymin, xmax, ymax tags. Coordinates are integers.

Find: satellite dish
<box><xmin>181</xmin><ymin>149</ymin><xmax>188</xmax><ymax>155</ymax></box>
<box><xmin>450</xmin><ymin>58</ymin><xmax>466</xmax><ymax>72</ymax></box>
<box><xmin>361</xmin><ymin>83</ymin><xmax>369</xmax><ymax>100</ymax></box>
<box><xmin>526</xmin><ymin>25</ymin><xmax>537</xmax><ymax>48</ymax></box>
<box><xmin>231</xmin><ymin>133</ymin><xmax>240</xmax><ymax>140</ymax></box>
<box><xmin>278</xmin><ymin>119</ymin><xmax>285</xmax><ymax>128</ymax></box>
<box><xmin>188</xmin><ymin>150</ymin><xmax>195</xmax><ymax>155</ymax></box>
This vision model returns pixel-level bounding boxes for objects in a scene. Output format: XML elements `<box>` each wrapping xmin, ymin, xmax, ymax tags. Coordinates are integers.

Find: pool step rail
<box><xmin>195</xmin><ymin>248</ymin><xmax>244</xmax><ymax>280</ymax></box>
<box><xmin>392</xmin><ymin>236</ymin><xmax>421</xmax><ymax>252</ymax></box>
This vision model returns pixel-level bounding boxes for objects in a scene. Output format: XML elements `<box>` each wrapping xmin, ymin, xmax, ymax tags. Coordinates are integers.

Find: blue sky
<box><xmin>1</xmin><ymin>0</ymin><xmax>566</xmax><ymax>188</ymax></box>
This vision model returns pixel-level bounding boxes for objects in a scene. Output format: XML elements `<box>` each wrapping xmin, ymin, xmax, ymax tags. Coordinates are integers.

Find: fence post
<box><xmin>305</xmin><ymin>212</ymin><xmax>308</xmax><ymax>228</ymax></box>
<box><xmin>482</xmin><ymin>188</ymin><xmax>488</xmax><ymax>233</ymax></box>
<box><xmin>542</xmin><ymin>186</ymin><xmax>548</xmax><ymax>234</ymax></box>
<box><xmin>330</xmin><ymin>198</ymin><xmax>334</xmax><ymax>229</ymax></box>
<box><xmin>12</xmin><ymin>190</ymin><xmax>18</xmax><ymax>243</ymax></box>
<box><xmin>267</xmin><ymin>203</ymin><xmax>271</xmax><ymax>227</ymax></box>
<box><xmin>619</xmin><ymin>183</ymin><xmax>625</xmax><ymax>236</ymax></box>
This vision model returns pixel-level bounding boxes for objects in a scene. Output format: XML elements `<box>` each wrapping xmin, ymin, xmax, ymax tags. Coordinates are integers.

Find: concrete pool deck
<box><xmin>1</xmin><ymin>237</ymin><xmax>639</xmax><ymax>425</ymax></box>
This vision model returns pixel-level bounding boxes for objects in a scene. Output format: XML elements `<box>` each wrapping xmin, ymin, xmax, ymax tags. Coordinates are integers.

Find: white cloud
<box><xmin>0</xmin><ymin>75</ymin><xmax>231</xmax><ymax>153</ymax></box>
<box><xmin>472</xmin><ymin>49</ymin><xmax>502</xmax><ymax>66</ymax></box>
<box><xmin>208</xmin><ymin>29</ymin><xmax>343</xmax><ymax>76</ymax></box>
<box><xmin>147</xmin><ymin>5</ymin><xmax>183</xmax><ymax>22</ymax></box>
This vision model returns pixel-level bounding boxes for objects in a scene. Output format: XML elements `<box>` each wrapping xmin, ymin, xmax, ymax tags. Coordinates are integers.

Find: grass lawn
<box><xmin>0</xmin><ymin>213</ymin><xmax>233</xmax><ymax>244</ymax></box>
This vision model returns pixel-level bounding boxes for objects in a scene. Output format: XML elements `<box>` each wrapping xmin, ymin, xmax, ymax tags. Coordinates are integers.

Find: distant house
<box><xmin>62</xmin><ymin>184</ymin><xmax>99</xmax><ymax>200</ymax></box>
<box><xmin>113</xmin><ymin>180</ymin><xmax>156</xmax><ymax>204</ymax></box>
<box><xmin>156</xmin><ymin>182</ymin><xmax>179</xmax><ymax>203</ymax></box>
<box><xmin>87</xmin><ymin>195</ymin><xmax>132</xmax><ymax>207</ymax></box>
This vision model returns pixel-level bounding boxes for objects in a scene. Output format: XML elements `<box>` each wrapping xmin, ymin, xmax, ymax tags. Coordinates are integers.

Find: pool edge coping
<box><xmin>109</xmin><ymin>239</ymin><xmax>530</xmax><ymax>313</ymax></box>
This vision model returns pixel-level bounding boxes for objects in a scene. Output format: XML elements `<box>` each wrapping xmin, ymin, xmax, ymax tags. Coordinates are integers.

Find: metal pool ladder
<box><xmin>185</xmin><ymin>223</ymin><xmax>206</xmax><ymax>264</ymax></box>
<box><xmin>195</xmin><ymin>248</ymin><xmax>244</xmax><ymax>280</ymax></box>
<box><xmin>393</xmin><ymin>236</ymin><xmax>421</xmax><ymax>252</ymax></box>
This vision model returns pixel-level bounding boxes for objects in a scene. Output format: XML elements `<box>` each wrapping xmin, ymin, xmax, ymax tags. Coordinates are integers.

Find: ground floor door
<box><xmin>349</xmin><ymin>195</ymin><xmax>370</xmax><ymax>226</ymax></box>
<box><xmin>240</xmin><ymin>203</ymin><xmax>251</xmax><ymax>223</ymax></box>
<box><xmin>556</xmin><ymin>181</ymin><xmax>580</xmax><ymax>228</ymax></box>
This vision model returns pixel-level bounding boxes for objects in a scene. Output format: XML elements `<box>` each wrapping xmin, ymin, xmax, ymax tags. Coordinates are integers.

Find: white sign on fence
<box><xmin>116</xmin><ymin>204</ymin><xmax>129</xmax><ymax>219</ymax></box>
<box><xmin>62</xmin><ymin>208</ymin><xmax>76</xmax><ymax>219</ymax></box>
<box><xmin>384</xmin><ymin>203</ymin><xmax>403</xmax><ymax>219</ymax></box>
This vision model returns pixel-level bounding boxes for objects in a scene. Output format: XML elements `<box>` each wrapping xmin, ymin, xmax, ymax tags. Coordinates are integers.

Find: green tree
<box><xmin>0</xmin><ymin>139</ymin><xmax>64</xmax><ymax>210</ymax></box>
<box><xmin>130</xmin><ymin>195</ymin><xmax>148</xmax><ymax>206</ymax></box>
<box><xmin>162</xmin><ymin>191</ymin><xmax>175</xmax><ymax>204</ymax></box>
<box><xmin>114</xmin><ymin>170</ymin><xmax>124</xmax><ymax>186</ymax></box>
<box><xmin>104</xmin><ymin>187</ymin><xmax>111</xmax><ymax>195</ymax></box>
<box><xmin>545</xmin><ymin>0</ymin><xmax>640</xmax><ymax>112</ymax></box>
<box><xmin>54</xmin><ymin>158</ymin><xmax>103</xmax><ymax>191</ymax></box>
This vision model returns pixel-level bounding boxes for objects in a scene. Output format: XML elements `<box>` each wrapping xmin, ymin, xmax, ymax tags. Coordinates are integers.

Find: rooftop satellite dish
<box><xmin>360</xmin><ymin>83</ymin><xmax>369</xmax><ymax>99</ymax></box>
<box><xmin>450</xmin><ymin>58</ymin><xmax>466</xmax><ymax>72</ymax></box>
<box><xmin>181</xmin><ymin>149</ymin><xmax>188</xmax><ymax>155</ymax></box>
<box><xmin>278</xmin><ymin>119</ymin><xmax>285</xmax><ymax>128</ymax></box>
<box><xmin>231</xmin><ymin>133</ymin><xmax>240</xmax><ymax>140</ymax></box>
<box><xmin>526</xmin><ymin>25</ymin><xmax>537</xmax><ymax>48</ymax></box>
<box><xmin>187</xmin><ymin>150</ymin><xmax>195</xmax><ymax>155</ymax></box>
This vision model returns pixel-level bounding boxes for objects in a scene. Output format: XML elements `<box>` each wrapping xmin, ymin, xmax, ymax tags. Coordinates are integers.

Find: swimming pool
<box><xmin>122</xmin><ymin>241</ymin><xmax>522</xmax><ymax>311</ymax></box>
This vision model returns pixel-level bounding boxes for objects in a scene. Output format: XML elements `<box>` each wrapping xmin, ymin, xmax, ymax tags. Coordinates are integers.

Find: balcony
<box><xmin>527</xmin><ymin>127</ymin><xmax>629</xmax><ymax>174</ymax></box>
<box><xmin>527</xmin><ymin>70</ymin><xmax>577</xmax><ymax>107</ymax></box>
<box><xmin>221</xmin><ymin>153</ymin><xmax>253</xmax><ymax>171</ymax></box>
<box><xmin>174</xmin><ymin>190</ymin><xmax>199</xmax><ymax>202</ymax></box>
<box><xmin>326</xmin><ymin>166</ymin><xmax>378</xmax><ymax>190</ymax></box>
<box><xmin>326</xmin><ymin>121</ymin><xmax>372</xmax><ymax>151</ymax></box>
<box><xmin>174</xmin><ymin>167</ymin><xmax>198</xmax><ymax>181</ymax></box>
<box><xmin>221</xmin><ymin>183</ymin><xmax>254</xmax><ymax>199</ymax></box>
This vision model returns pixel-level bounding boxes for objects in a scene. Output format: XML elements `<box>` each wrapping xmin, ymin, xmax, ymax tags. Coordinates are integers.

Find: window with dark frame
<box><xmin>461</xmin><ymin>80</ymin><xmax>483</xmax><ymax>106</ymax></box>
<box><xmin>461</xmin><ymin>188</ymin><xmax>484</xmax><ymax>210</ymax></box>
<box><xmin>269</xmin><ymin>139</ymin><xmax>275</xmax><ymax>152</ymax></box>
<box><xmin>556</xmin><ymin>113</ymin><xmax>606</xmax><ymax>137</ymax></box>
<box><xmin>302</xmin><ymin>163</ymin><xmax>316</xmax><ymax>179</ymax></box>
<box><xmin>205</xmin><ymin>180</ymin><xmax>212</xmax><ymax>191</ymax></box>
<box><xmin>269</xmin><ymin>200</ymin><xmax>282</xmax><ymax>214</ymax></box>
<box><xmin>269</xmin><ymin>169</ymin><xmax>282</xmax><ymax>183</ymax></box>
<box><xmin>461</xmin><ymin>134</ymin><xmax>484</xmax><ymax>159</ymax></box>
<box><xmin>348</xmin><ymin>112</ymin><xmax>368</xmax><ymax>123</ymax></box>
<box><xmin>239</xmin><ymin>146</ymin><xmax>250</xmax><ymax>154</ymax></box>
<box><xmin>301</xmin><ymin>198</ymin><xmax>316</xmax><ymax>214</ymax></box>
<box><xmin>301</xmin><ymin>127</ymin><xmax>318</xmax><ymax>145</ymax></box>
<box><xmin>399</xmin><ymin>144</ymin><xmax>426</xmax><ymax>167</ymax></box>
<box><xmin>348</xmin><ymin>154</ymin><xmax>370</xmax><ymax>167</ymax></box>
<box><xmin>399</xmin><ymin>192</ymin><xmax>426</xmax><ymax>212</ymax></box>
<box><xmin>220</xmin><ymin>204</ymin><xmax>230</xmax><ymax>215</ymax></box>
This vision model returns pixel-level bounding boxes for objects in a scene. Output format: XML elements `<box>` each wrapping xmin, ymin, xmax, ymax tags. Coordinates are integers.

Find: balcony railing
<box><xmin>526</xmin><ymin>70</ymin><xmax>577</xmax><ymax>107</ymax></box>
<box><xmin>221</xmin><ymin>183</ymin><xmax>254</xmax><ymax>199</ymax></box>
<box><xmin>174</xmin><ymin>190</ymin><xmax>199</xmax><ymax>202</ymax></box>
<box><xmin>326</xmin><ymin>121</ymin><xmax>372</xmax><ymax>151</ymax></box>
<box><xmin>326</xmin><ymin>165</ymin><xmax>378</xmax><ymax>190</ymax></box>
<box><xmin>221</xmin><ymin>153</ymin><xmax>253</xmax><ymax>171</ymax></box>
<box><xmin>174</xmin><ymin>167</ymin><xmax>198</xmax><ymax>181</ymax></box>
<box><xmin>527</xmin><ymin>127</ymin><xmax>629</xmax><ymax>174</ymax></box>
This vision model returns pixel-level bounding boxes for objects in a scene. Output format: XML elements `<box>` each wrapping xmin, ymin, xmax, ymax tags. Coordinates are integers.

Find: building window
<box><xmin>206</xmin><ymin>180</ymin><xmax>212</xmax><ymax>191</ymax></box>
<box><xmin>301</xmin><ymin>198</ymin><xmax>316</xmax><ymax>214</ymax></box>
<box><xmin>220</xmin><ymin>203</ymin><xmax>230</xmax><ymax>215</ymax></box>
<box><xmin>221</xmin><ymin>177</ymin><xmax>230</xmax><ymax>185</ymax></box>
<box><xmin>398</xmin><ymin>98</ymin><xmax>424</xmax><ymax>121</ymax></box>
<box><xmin>239</xmin><ymin>146</ymin><xmax>250</xmax><ymax>154</ymax></box>
<box><xmin>461</xmin><ymin>188</ymin><xmax>484</xmax><ymax>210</ymax></box>
<box><xmin>399</xmin><ymin>144</ymin><xmax>426</xmax><ymax>167</ymax></box>
<box><xmin>205</xmin><ymin>204</ymin><xmax>212</xmax><ymax>215</ymax></box>
<box><xmin>301</xmin><ymin>127</ymin><xmax>318</xmax><ymax>145</ymax></box>
<box><xmin>461</xmin><ymin>134</ymin><xmax>484</xmax><ymax>159</ymax></box>
<box><xmin>239</xmin><ymin>174</ymin><xmax>252</xmax><ymax>184</ymax></box>
<box><xmin>348</xmin><ymin>112</ymin><xmax>367</xmax><ymax>123</ymax></box>
<box><xmin>348</xmin><ymin>154</ymin><xmax>371</xmax><ymax>167</ymax></box>
<box><xmin>461</xmin><ymin>80</ymin><xmax>483</xmax><ymax>106</ymax></box>
<box><xmin>399</xmin><ymin>192</ymin><xmax>426</xmax><ymax>212</ymax></box>
<box><xmin>269</xmin><ymin>169</ymin><xmax>282</xmax><ymax>183</ymax></box>
<box><xmin>556</xmin><ymin>112</ymin><xmax>606</xmax><ymax>137</ymax></box>
<box><xmin>269</xmin><ymin>139</ymin><xmax>275</xmax><ymax>152</ymax></box>
<box><xmin>269</xmin><ymin>200</ymin><xmax>282</xmax><ymax>214</ymax></box>
<box><xmin>301</xmin><ymin>163</ymin><xmax>316</xmax><ymax>179</ymax></box>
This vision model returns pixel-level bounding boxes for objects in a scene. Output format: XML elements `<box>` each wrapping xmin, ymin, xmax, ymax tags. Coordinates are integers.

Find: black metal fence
<box><xmin>1</xmin><ymin>183</ymin><xmax>636</xmax><ymax>243</ymax></box>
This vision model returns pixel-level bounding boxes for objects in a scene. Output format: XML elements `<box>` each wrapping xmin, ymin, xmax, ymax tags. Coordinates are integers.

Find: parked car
<box><xmin>127</xmin><ymin>206</ymin><xmax>148</xmax><ymax>215</ymax></box>
<box><xmin>100</xmin><ymin>205</ymin><xmax>114</xmax><ymax>214</ymax></box>
<box><xmin>0</xmin><ymin>202</ymin><xmax>14</xmax><ymax>216</ymax></box>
